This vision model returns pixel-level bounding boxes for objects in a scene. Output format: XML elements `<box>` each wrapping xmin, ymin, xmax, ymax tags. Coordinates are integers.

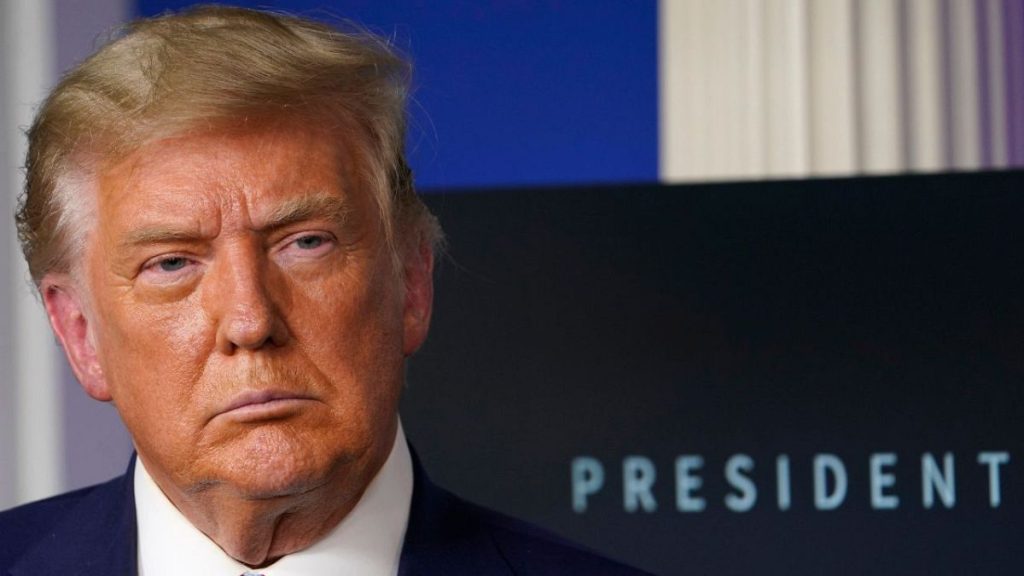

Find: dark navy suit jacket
<box><xmin>0</xmin><ymin>453</ymin><xmax>650</xmax><ymax>575</ymax></box>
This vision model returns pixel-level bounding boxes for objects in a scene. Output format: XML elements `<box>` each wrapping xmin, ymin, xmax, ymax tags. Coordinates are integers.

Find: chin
<box><xmin>212</xmin><ymin>425</ymin><xmax>361</xmax><ymax>500</ymax></box>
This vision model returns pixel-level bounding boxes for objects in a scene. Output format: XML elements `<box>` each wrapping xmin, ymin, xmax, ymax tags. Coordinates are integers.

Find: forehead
<box><xmin>94</xmin><ymin>122</ymin><xmax>365</xmax><ymax>231</ymax></box>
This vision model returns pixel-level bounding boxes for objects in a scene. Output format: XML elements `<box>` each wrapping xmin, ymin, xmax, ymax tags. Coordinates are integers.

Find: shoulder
<box><xmin>455</xmin><ymin>496</ymin><xmax>653</xmax><ymax>576</ymax></box>
<box><xmin>0</xmin><ymin>473</ymin><xmax>135</xmax><ymax>573</ymax></box>
<box><xmin>0</xmin><ymin>484</ymin><xmax>101</xmax><ymax>565</ymax></box>
<box><xmin>405</xmin><ymin>472</ymin><xmax>652</xmax><ymax>576</ymax></box>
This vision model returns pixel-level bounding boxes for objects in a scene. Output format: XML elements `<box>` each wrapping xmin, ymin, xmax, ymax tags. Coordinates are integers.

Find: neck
<box><xmin>176</xmin><ymin>481</ymin><xmax>365</xmax><ymax>567</ymax></box>
<box><xmin>137</xmin><ymin>436</ymin><xmax>395</xmax><ymax>567</ymax></box>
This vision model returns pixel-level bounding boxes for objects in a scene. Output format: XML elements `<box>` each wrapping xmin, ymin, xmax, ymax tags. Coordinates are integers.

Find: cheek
<box><xmin>96</xmin><ymin>293</ymin><xmax>212</xmax><ymax>409</ymax></box>
<box><xmin>293</xmin><ymin>256</ymin><xmax>393</xmax><ymax>332</ymax></box>
<box><xmin>293</xmin><ymin>266</ymin><xmax>405</xmax><ymax>387</ymax></box>
<box><xmin>99</xmin><ymin>302</ymin><xmax>215</xmax><ymax>463</ymax></box>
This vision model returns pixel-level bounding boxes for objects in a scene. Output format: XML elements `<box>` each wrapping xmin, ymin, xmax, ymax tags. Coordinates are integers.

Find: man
<box><xmin>0</xmin><ymin>5</ymin><xmax>648</xmax><ymax>575</ymax></box>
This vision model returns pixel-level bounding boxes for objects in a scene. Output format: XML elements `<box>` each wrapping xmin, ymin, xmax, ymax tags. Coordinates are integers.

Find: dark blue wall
<box><xmin>137</xmin><ymin>1</ymin><xmax>659</xmax><ymax>190</ymax></box>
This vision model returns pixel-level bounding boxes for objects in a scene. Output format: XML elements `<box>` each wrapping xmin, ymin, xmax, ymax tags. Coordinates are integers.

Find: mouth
<box><xmin>217</xmin><ymin>391</ymin><xmax>317</xmax><ymax>422</ymax></box>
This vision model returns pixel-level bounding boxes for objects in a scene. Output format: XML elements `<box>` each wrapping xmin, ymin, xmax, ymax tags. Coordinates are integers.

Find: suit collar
<box><xmin>398</xmin><ymin>448</ymin><xmax>513</xmax><ymax>576</ymax></box>
<box><xmin>10</xmin><ymin>457</ymin><xmax>138</xmax><ymax>576</ymax></box>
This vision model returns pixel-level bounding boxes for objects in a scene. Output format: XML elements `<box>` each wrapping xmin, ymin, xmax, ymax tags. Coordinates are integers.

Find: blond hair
<box><xmin>16</xmin><ymin>5</ymin><xmax>440</xmax><ymax>286</ymax></box>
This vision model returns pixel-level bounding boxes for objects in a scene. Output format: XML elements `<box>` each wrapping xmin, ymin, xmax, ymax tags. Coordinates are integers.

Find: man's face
<box><xmin>46</xmin><ymin>121</ymin><xmax>432</xmax><ymax>499</ymax></box>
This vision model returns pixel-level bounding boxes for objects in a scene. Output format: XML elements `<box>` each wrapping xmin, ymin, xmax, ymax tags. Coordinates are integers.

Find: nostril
<box><xmin>227</xmin><ymin>306</ymin><xmax>277</xmax><ymax>349</ymax></box>
<box><xmin>216</xmin><ymin>295</ymin><xmax>287</xmax><ymax>352</ymax></box>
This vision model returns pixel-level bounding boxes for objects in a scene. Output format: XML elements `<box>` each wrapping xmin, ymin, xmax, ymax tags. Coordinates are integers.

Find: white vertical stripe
<box><xmin>738</xmin><ymin>0</ymin><xmax>767</xmax><ymax>178</ymax></box>
<box><xmin>764</xmin><ymin>0</ymin><xmax>810</xmax><ymax>177</ymax></box>
<box><xmin>985</xmin><ymin>0</ymin><xmax>1009</xmax><ymax>167</ymax></box>
<box><xmin>905</xmin><ymin>0</ymin><xmax>946</xmax><ymax>171</ymax></box>
<box><xmin>660</xmin><ymin>0</ymin><xmax>770</xmax><ymax>182</ymax></box>
<box><xmin>707</xmin><ymin>0</ymin><xmax>741</xmax><ymax>179</ymax></box>
<box><xmin>661</xmin><ymin>0</ymin><xmax>984</xmax><ymax>182</ymax></box>
<box><xmin>808</xmin><ymin>0</ymin><xmax>858</xmax><ymax>174</ymax></box>
<box><xmin>857</xmin><ymin>0</ymin><xmax>905</xmax><ymax>173</ymax></box>
<box><xmin>948</xmin><ymin>0</ymin><xmax>981</xmax><ymax>169</ymax></box>
<box><xmin>5</xmin><ymin>0</ymin><xmax>63</xmax><ymax>505</ymax></box>
<box><xmin>659</xmin><ymin>0</ymin><xmax>707</xmax><ymax>181</ymax></box>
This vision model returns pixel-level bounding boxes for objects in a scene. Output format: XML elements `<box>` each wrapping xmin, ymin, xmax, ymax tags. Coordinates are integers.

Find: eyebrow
<box><xmin>120</xmin><ymin>225</ymin><xmax>209</xmax><ymax>249</ymax></box>
<box><xmin>258</xmin><ymin>193</ymin><xmax>353</xmax><ymax>234</ymax></box>
<box><xmin>119</xmin><ymin>193</ymin><xmax>353</xmax><ymax>249</ymax></box>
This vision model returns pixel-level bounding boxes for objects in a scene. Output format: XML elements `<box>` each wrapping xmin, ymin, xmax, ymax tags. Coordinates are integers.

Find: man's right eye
<box><xmin>158</xmin><ymin>257</ymin><xmax>188</xmax><ymax>272</ymax></box>
<box><xmin>140</xmin><ymin>255</ymin><xmax>194</xmax><ymax>278</ymax></box>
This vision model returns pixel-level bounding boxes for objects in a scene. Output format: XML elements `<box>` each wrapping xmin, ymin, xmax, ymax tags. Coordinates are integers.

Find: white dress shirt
<box><xmin>135</xmin><ymin>421</ymin><xmax>413</xmax><ymax>576</ymax></box>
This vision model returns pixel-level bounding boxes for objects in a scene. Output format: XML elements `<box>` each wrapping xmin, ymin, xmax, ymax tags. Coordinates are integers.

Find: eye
<box><xmin>279</xmin><ymin>232</ymin><xmax>334</xmax><ymax>256</ymax></box>
<box><xmin>294</xmin><ymin>235</ymin><xmax>324</xmax><ymax>250</ymax></box>
<box><xmin>140</xmin><ymin>254</ymin><xmax>197</xmax><ymax>282</ymax></box>
<box><xmin>273</xmin><ymin>231</ymin><xmax>335</xmax><ymax>266</ymax></box>
<box><xmin>158</xmin><ymin>256</ymin><xmax>188</xmax><ymax>272</ymax></box>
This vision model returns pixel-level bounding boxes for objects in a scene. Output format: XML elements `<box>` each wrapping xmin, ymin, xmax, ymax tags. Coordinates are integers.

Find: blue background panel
<box><xmin>136</xmin><ymin>1</ymin><xmax>659</xmax><ymax>190</ymax></box>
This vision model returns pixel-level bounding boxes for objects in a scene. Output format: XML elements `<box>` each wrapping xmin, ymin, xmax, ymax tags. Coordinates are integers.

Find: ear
<box><xmin>401</xmin><ymin>232</ymin><xmax>435</xmax><ymax>357</ymax></box>
<box><xmin>41</xmin><ymin>274</ymin><xmax>111</xmax><ymax>401</ymax></box>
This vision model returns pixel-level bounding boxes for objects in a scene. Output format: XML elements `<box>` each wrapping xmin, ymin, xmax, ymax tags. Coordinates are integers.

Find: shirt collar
<box><xmin>135</xmin><ymin>421</ymin><xmax>413</xmax><ymax>576</ymax></box>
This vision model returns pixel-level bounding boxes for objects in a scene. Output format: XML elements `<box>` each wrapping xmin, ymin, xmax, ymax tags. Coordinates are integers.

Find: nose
<box><xmin>211</xmin><ymin>245</ymin><xmax>290</xmax><ymax>354</ymax></box>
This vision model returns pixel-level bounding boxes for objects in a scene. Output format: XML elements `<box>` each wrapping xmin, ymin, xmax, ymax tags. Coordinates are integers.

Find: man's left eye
<box><xmin>295</xmin><ymin>235</ymin><xmax>324</xmax><ymax>250</ymax></box>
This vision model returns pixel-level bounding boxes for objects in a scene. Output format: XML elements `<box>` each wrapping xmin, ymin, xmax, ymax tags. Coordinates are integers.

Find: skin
<box><xmin>40</xmin><ymin>120</ymin><xmax>434</xmax><ymax>566</ymax></box>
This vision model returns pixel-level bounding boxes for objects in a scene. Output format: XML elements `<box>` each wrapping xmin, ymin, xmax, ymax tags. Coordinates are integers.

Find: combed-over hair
<box><xmin>16</xmin><ymin>4</ymin><xmax>441</xmax><ymax>287</ymax></box>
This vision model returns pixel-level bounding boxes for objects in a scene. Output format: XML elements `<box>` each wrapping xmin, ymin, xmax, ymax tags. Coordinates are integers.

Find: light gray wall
<box><xmin>0</xmin><ymin>0</ymin><xmax>18</xmax><ymax>511</ymax></box>
<box><xmin>56</xmin><ymin>0</ymin><xmax>131</xmax><ymax>72</ymax></box>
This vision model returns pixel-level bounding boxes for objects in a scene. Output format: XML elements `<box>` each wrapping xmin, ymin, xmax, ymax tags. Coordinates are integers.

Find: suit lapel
<box><xmin>398</xmin><ymin>449</ymin><xmax>513</xmax><ymax>576</ymax></box>
<box><xmin>10</xmin><ymin>458</ymin><xmax>138</xmax><ymax>576</ymax></box>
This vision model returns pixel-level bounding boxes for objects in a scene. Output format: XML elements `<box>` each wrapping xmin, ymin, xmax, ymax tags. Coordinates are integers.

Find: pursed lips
<box><xmin>217</xmin><ymin>390</ymin><xmax>318</xmax><ymax>421</ymax></box>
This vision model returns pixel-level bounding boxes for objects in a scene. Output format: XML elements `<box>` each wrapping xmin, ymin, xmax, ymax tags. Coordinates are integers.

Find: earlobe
<box><xmin>41</xmin><ymin>276</ymin><xmax>111</xmax><ymax>402</ymax></box>
<box><xmin>401</xmin><ymin>234</ymin><xmax>435</xmax><ymax>357</ymax></box>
